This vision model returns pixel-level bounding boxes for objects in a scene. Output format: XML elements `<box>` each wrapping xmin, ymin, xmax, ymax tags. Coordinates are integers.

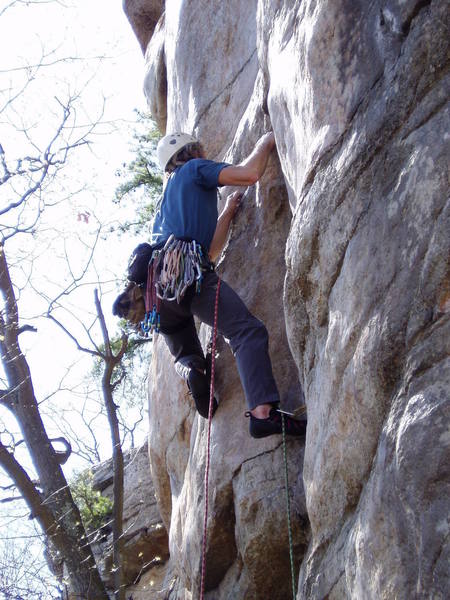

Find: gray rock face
<box><xmin>92</xmin><ymin>443</ymin><xmax>169</xmax><ymax>590</ymax></box>
<box><xmin>282</xmin><ymin>2</ymin><xmax>450</xmax><ymax>598</ymax></box>
<box><xmin>144</xmin><ymin>13</ymin><xmax>167</xmax><ymax>133</ymax></box>
<box><xmin>123</xmin><ymin>0</ymin><xmax>449</xmax><ymax>598</ymax></box>
<box><xmin>123</xmin><ymin>0</ymin><xmax>164</xmax><ymax>53</ymax></box>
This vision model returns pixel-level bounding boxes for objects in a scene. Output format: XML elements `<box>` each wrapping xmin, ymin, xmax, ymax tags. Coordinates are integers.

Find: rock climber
<box><xmin>114</xmin><ymin>131</ymin><xmax>306</xmax><ymax>439</ymax></box>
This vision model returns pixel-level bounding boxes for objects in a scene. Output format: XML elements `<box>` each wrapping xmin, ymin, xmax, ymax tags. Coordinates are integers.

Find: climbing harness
<box><xmin>142</xmin><ymin>184</ymin><xmax>252</xmax><ymax>335</ymax></box>
<box><xmin>200</xmin><ymin>277</ymin><xmax>221</xmax><ymax>600</ymax></box>
<box><xmin>141</xmin><ymin>234</ymin><xmax>213</xmax><ymax>336</ymax></box>
<box><xmin>282</xmin><ymin>413</ymin><xmax>297</xmax><ymax>599</ymax></box>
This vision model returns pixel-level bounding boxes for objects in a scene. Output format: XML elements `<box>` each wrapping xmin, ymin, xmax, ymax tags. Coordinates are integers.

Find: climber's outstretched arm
<box><xmin>218</xmin><ymin>132</ymin><xmax>276</xmax><ymax>186</ymax></box>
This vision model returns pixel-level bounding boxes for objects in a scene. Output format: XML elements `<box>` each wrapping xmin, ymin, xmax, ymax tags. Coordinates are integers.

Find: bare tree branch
<box><xmin>46</xmin><ymin>313</ymin><xmax>100</xmax><ymax>357</ymax></box>
<box><xmin>0</xmin><ymin>439</ymin><xmax>53</xmax><ymax>525</ymax></box>
<box><xmin>49</xmin><ymin>437</ymin><xmax>72</xmax><ymax>465</ymax></box>
<box><xmin>0</xmin><ymin>55</ymin><xmax>108</xmax><ymax>74</ymax></box>
<box><xmin>0</xmin><ymin>389</ymin><xmax>16</xmax><ymax>409</ymax></box>
<box><xmin>17</xmin><ymin>324</ymin><xmax>37</xmax><ymax>335</ymax></box>
<box><xmin>0</xmin><ymin>245</ymin><xmax>108</xmax><ymax>598</ymax></box>
<box><xmin>0</xmin><ymin>0</ymin><xmax>70</xmax><ymax>19</ymax></box>
<box><xmin>0</xmin><ymin>482</ymin><xmax>17</xmax><ymax>492</ymax></box>
<box><xmin>0</xmin><ymin>97</ymin><xmax>90</xmax><ymax>222</ymax></box>
<box><xmin>1</xmin><ymin>495</ymin><xmax>24</xmax><ymax>503</ymax></box>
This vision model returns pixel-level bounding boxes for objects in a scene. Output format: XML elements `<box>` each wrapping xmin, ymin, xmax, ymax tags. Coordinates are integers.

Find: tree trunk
<box><xmin>104</xmin><ymin>375</ymin><xmax>125</xmax><ymax>600</ymax></box>
<box><xmin>0</xmin><ymin>246</ymin><xmax>108</xmax><ymax>599</ymax></box>
<box><xmin>95</xmin><ymin>289</ymin><xmax>126</xmax><ymax>600</ymax></box>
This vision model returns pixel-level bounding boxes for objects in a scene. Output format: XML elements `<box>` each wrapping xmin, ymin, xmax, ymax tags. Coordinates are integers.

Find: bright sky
<box><xmin>0</xmin><ymin>2</ymin><xmax>154</xmax><ymax>577</ymax></box>
<box><xmin>0</xmin><ymin>0</ymin><xmax>159</xmax><ymax>592</ymax></box>
<box><xmin>0</xmin><ymin>0</ymin><xmax>151</xmax><ymax>403</ymax></box>
<box><xmin>1</xmin><ymin>0</ymin><xmax>146</xmax><ymax>158</ymax></box>
<box><xmin>0</xmin><ymin>0</ymin><xmax>156</xmax><ymax>584</ymax></box>
<box><xmin>0</xmin><ymin>0</ymin><xmax>149</xmax><ymax>275</ymax></box>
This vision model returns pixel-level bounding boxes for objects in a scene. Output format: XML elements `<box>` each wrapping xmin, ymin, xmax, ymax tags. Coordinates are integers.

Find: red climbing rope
<box><xmin>200</xmin><ymin>277</ymin><xmax>221</xmax><ymax>600</ymax></box>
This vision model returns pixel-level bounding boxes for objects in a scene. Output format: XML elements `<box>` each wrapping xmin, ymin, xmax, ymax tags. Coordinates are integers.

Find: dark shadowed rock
<box><xmin>122</xmin><ymin>0</ymin><xmax>164</xmax><ymax>54</ymax></box>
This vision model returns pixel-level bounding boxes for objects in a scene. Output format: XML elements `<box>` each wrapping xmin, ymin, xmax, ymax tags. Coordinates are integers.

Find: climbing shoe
<box><xmin>187</xmin><ymin>368</ymin><xmax>218</xmax><ymax>419</ymax></box>
<box><xmin>246</xmin><ymin>407</ymin><xmax>307</xmax><ymax>439</ymax></box>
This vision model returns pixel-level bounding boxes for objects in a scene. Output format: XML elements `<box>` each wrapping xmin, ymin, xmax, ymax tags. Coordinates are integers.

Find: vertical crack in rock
<box><xmin>192</xmin><ymin>49</ymin><xmax>257</xmax><ymax>131</ymax></box>
<box><xmin>401</xmin><ymin>0</ymin><xmax>433</xmax><ymax>37</ymax></box>
<box><xmin>122</xmin><ymin>0</ymin><xmax>450</xmax><ymax>597</ymax></box>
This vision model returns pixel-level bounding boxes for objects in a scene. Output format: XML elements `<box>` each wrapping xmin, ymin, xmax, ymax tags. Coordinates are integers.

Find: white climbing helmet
<box><xmin>157</xmin><ymin>132</ymin><xmax>199</xmax><ymax>171</ymax></box>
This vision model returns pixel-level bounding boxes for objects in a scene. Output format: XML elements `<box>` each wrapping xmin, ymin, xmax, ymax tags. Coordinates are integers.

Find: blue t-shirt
<box><xmin>151</xmin><ymin>158</ymin><xmax>230</xmax><ymax>250</ymax></box>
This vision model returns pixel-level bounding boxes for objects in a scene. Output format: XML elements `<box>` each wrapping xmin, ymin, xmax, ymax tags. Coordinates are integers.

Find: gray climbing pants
<box><xmin>158</xmin><ymin>271</ymin><xmax>280</xmax><ymax>410</ymax></box>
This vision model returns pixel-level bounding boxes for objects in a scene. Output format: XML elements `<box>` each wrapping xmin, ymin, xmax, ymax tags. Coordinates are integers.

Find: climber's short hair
<box><xmin>165</xmin><ymin>142</ymin><xmax>204</xmax><ymax>173</ymax></box>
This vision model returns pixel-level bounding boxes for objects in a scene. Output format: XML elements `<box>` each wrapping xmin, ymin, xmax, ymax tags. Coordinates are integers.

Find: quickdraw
<box><xmin>141</xmin><ymin>235</ymin><xmax>212</xmax><ymax>336</ymax></box>
<box><xmin>156</xmin><ymin>234</ymin><xmax>207</xmax><ymax>302</ymax></box>
<box><xmin>141</xmin><ymin>249</ymin><xmax>163</xmax><ymax>335</ymax></box>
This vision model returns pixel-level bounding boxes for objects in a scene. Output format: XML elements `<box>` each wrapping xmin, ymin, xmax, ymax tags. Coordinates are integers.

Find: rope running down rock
<box><xmin>200</xmin><ymin>277</ymin><xmax>221</xmax><ymax>600</ymax></box>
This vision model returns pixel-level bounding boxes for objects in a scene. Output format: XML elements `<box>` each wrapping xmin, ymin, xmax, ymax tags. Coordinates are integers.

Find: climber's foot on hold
<box><xmin>246</xmin><ymin>407</ymin><xmax>307</xmax><ymax>439</ymax></box>
<box><xmin>187</xmin><ymin>368</ymin><xmax>218</xmax><ymax>419</ymax></box>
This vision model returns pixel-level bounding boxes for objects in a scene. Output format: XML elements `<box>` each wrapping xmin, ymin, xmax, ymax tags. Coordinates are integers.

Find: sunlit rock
<box><xmin>123</xmin><ymin>0</ymin><xmax>450</xmax><ymax>598</ymax></box>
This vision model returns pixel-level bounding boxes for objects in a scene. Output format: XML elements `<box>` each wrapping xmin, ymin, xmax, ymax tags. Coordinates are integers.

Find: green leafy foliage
<box><xmin>91</xmin><ymin>332</ymin><xmax>151</xmax><ymax>390</ymax></box>
<box><xmin>113</xmin><ymin>110</ymin><xmax>163</xmax><ymax>236</ymax></box>
<box><xmin>71</xmin><ymin>471</ymin><xmax>113</xmax><ymax>533</ymax></box>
